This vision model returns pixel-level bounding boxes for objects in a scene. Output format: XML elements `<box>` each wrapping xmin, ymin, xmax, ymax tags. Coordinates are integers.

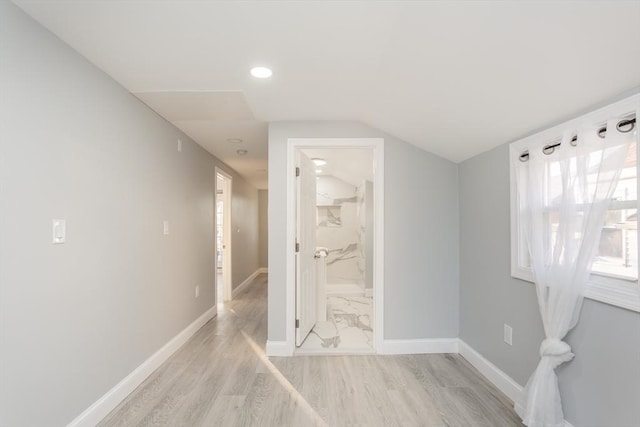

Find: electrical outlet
<box><xmin>504</xmin><ymin>324</ymin><xmax>513</xmax><ymax>346</ymax></box>
<box><xmin>195</xmin><ymin>285</ymin><xmax>200</xmax><ymax>298</ymax></box>
<box><xmin>163</xmin><ymin>220</ymin><xmax>169</xmax><ymax>235</ymax></box>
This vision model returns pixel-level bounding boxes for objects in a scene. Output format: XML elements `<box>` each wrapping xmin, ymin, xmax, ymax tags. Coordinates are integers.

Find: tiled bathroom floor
<box><xmin>298</xmin><ymin>295</ymin><xmax>373</xmax><ymax>353</ymax></box>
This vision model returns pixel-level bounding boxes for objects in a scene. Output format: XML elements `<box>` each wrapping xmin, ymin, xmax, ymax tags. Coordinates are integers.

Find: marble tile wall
<box><xmin>316</xmin><ymin>176</ymin><xmax>364</xmax><ymax>285</ymax></box>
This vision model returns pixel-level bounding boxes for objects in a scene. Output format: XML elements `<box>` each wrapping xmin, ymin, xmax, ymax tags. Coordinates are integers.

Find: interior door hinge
<box><xmin>295</xmin><ymin>319</ymin><xmax>300</xmax><ymax>328</ymax></box>
<box><xmin>295</xmin><ymin>167</ymin><xmax>300</xmax><ymax>177</ymax></box>
<box><xmin>295</xmin><ymin>242</ymin><xmax>300</xmax><ymax>252</ymax></box>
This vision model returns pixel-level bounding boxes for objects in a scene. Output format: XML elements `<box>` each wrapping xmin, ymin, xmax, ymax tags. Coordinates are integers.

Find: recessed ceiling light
<box><xmin>236</xmin><ymin>149</ymin><xmax>248</xmax><ymax>156</ymax></box>
<box><xmin>227</xmin><ymin>138</ymin><xmax>243</xmax><ymax>144</ymax></box>
<box><xmin>250</xmin><ymin>66</ymin><xmax>273</xmax><ymax>79</ymax></box>
<box><xmin>312</xmin><ymin>158</ymin><xmax>326</xmax><ymax>166</ymax></box>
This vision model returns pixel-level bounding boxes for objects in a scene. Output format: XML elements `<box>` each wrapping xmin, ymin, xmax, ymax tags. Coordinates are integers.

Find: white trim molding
<box><xmin>257</xmin><ymin>267</ymin><xmax>268</xmax><ymax>274</ymax></box>
<box><xmin>285</xmin><ymin>138</ymin><xmax>385</xmax><ymax>356</ymax></box>
<box><xmin>458</xmin><ymin>340</ymin><xmax>523</xmax><ymax>403</ymax></box>
<box><xmin>67</xmin><ymin>307</ymin><xmax>216</xmax><ymax>427</ymax></box>
<box><xmin>265</xmin><ymin>340</ymin><xmax>292</xmax><ymax>357</ymax></box>
<box><xmin>458</xmin><ymin>340</ymin><xmax>575</xmax><ymax>427</ymax></box>
<box><xmin>584</xmin><ymin>275</ymin><xmax>640</xmax><ymax>312</ymax></box>
<box><xmin>232</xmin><ymin>269</ymin><xmax>264</xmax><ymax>298</ymax></box>
<box><xmin>379</xmin><ymin>338</ymin><xmax>459</xmax><ymax>355</ymax></box>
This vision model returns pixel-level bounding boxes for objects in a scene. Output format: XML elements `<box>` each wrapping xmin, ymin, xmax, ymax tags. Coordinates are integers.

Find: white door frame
<box><xmin>285</xmin><ymin>138</ymin><xmax>384</xmax><ymax>355</ymax></box>
<box><xmin>216</xmin><ymin>167</ymin><xmax>233</xmax><ymax>302</ymax></box>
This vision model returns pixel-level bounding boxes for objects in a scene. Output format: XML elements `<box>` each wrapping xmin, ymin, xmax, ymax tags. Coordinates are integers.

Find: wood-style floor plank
<box><xmin>99</xmin><ymin>274</ymin><xmax>521</xmax><ymax>426</ymax></box>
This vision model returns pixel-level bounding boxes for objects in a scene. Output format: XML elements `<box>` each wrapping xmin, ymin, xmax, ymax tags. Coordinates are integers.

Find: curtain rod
<box><xmin>519</xmin><ymin>116</ymin><xmax>636</xmax><ymax>162</ymax></box>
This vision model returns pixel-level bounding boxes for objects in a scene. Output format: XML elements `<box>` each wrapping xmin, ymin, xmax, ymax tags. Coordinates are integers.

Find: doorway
<box><xmin>286</xmin><ymin>138</ymin><xmax>384</xmax><ymax>355</ymax></box>
<box><xmin>216</xmin><ymin>168</ymin><xmax>232</xmax><ymax>309</ymax></box>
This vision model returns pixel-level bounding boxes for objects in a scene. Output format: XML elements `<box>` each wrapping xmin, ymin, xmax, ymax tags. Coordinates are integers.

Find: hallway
<box><xmin>99</xmin><ymin>274</ymin><xmax>520</xmax><ymax>426</ymax></box>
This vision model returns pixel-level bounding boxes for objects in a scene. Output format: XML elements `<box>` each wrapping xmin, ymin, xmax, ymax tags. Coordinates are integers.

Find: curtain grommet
<box><xmin>616</xmin><ymin>118</ymin><xmax>635</xmax><ymax>133</ymax></box>
<box><xmin>597</xmin><ymin>126</ymin><xmax>607</xmax><ymax>138</ymax></box>
<box><xmin>570</xmin><ymin>135</ymin><xmax>578</xmax><ymax>146</ymax></box>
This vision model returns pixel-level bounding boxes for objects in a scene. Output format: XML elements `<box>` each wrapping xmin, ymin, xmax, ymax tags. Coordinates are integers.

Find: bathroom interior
<box><xmin>299</xmin><ymin>147</ymin><xmax>375</xmax><ymax>353</ymax></box>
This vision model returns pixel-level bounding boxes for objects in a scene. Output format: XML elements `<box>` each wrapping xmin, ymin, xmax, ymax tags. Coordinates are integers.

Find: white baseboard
<box><xmin>458</xmin><ymin>340</ymin><xmax>523</xmax><ymax>403</ymax></box>
<box><xmin>257</xmin><ymin>267</ymin><xmax>268</xmax><ymax>274</ymax></box>
<box><xmin>458</xmin><ymin>340</ymin><xmax>574</xmax><ymax>427</ymax></box>
<box><xmin>379</xmin><ymin>338</ymin><xmax>459</xmax><ymax>355</ymax></box>
<box><xmin>232</xmin><ymin>269</ymin><xmax>263</xmax><ymax>298</ymax></box>
<box><xmin>67</xmin><ymin>307</ymin><xmax>216</xmax><ymax>427</ymax></box>
<box><xmin>265</xmin><ymin>340</ymin><xmax>291</xmax><ymax>357</ymax></box>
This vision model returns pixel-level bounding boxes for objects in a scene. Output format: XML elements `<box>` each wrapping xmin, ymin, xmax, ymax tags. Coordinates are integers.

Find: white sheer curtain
<box><xmin>513</xmin><ymin>117</ymin><xmax>633</xmax><ymax>427</ymax></box>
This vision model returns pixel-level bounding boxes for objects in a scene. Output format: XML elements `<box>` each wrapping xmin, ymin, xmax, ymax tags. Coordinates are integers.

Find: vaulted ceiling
<box><xmin>14</xmin><ymin>1</ymin><xmax>640</xmax><ymax>189</ymax></box>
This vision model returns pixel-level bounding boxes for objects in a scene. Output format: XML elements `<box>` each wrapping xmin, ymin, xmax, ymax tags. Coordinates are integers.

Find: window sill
<box><xmin>511</xmin><ymin>266</ymin><xmax>640</xmax><ymax>313</ymax></box>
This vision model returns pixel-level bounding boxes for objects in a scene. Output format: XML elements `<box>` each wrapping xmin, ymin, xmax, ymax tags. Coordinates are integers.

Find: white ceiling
<box><xmin>135</xmin><ymin>91</ymin><xmax>268</xmax><ymax>187</ymax></box>
<box><xmin>302</xmin><ymin>148</ymin><xmax>373</xmax><ymax>187</ymax></box>
<box><xmin>14</xmin><ymin>1</ymin><xmax>640</xmax><ymax>190</ymax></box>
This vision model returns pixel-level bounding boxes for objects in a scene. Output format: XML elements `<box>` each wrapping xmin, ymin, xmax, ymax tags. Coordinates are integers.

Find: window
<box><xmin>510</xmin><ymin>95</ymin><xmax>640</xmax><ymax>312</ymax></box>
<box><xmin>592</xmin><ymin>156</ymin><xmax>637</xmax><ymax>280</ymax></box>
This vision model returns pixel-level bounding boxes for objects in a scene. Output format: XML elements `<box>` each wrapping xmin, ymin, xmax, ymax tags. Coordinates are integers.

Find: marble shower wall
<box><xmin>316</xmin><ymin>176</ymin><xmax>363</xmax><ymax>285</ymax></box>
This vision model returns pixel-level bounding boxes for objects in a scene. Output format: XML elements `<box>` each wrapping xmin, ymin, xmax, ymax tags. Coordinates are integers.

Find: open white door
<box><xmin>295</xmin><ymin>151</ymin><xmax>317</xmax><ymax>346</ymax></box>
<box><xmin>215</xmin><ymin>168</ymin><xmax>232</xmax><ymax>303</ymax></box>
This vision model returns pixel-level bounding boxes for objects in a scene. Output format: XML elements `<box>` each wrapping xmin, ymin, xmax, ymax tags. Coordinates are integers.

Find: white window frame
<box><xmin>509</xmin><ymin>94</ymin><xmax>640</xmax><ymax>312</ymax></box>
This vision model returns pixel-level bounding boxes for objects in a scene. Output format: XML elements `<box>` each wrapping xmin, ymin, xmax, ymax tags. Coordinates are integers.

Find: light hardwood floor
<box><xmin>99</xmin><ymin>274</ymin><xmax>522</xmax><ymax>426</ymax></box>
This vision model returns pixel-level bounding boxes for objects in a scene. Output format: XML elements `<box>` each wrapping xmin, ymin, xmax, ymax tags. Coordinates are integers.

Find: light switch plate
<box><xmin>52</xmin><ymin>219</ymin><xmax>66</xmax><ymax>244</ymax></box>
<box><xmin>504</xmin><ymin>324</ymin><xmax>513</xmax><ymax>346</ymax></box>
<box><xmin>163</xmin><ymin>220</ymin><xmax>170</xmax><ymax>235</ymax></box>
<box><xmin>177</xmin><ymin>139</ymin><xmax>183</xmax><ymax>152</ymax></box>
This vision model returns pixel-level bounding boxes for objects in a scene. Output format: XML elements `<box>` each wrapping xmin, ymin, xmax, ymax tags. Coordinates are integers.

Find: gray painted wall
<box><xmin>0</xmin><ymin>3</ymin><xmax>258</xmax><ymax>425</ymax></box>
<box><xmin>268</xmin><ymin>121</ymin><xmax>459</xmax><ymax>342</ymax></box>
<box><xmin>229</xmin><ymin>176</ymin><xmax>259</xmax><ymax>290</ymax></box>
<box><xmin>459</xmin><ymin>143</ymin><xmax>640</xmax><ymax>427</ymax></box>
<box><xmin>258</xmin><ymin>190</ymin><xmax>269</xmax><ymax>269</ymax></box>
